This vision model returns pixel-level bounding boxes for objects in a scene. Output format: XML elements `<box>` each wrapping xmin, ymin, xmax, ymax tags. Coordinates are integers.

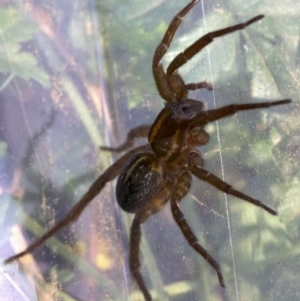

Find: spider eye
<box><xmin>180</xmin><ymin>100</ymin><xmax>205</xmax><ymax>119</ymax></box>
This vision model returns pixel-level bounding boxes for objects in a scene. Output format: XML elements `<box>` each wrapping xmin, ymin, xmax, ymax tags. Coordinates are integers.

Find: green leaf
<box><xmin>0</xmin><ymin>7</ymin><xmax>49</xmax><ymax>87</ymax></box>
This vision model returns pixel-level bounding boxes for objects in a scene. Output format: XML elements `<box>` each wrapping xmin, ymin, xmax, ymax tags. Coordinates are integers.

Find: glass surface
<box><xmin>0</xmin><ymin>0</ymin><xmax>299</xmax><ymax>300</ymax></box>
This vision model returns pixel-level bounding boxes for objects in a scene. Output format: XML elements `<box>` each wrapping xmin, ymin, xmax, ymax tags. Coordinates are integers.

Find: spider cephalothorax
<box><xmin>5</xmin><ymin>1</ymin><xmax>291</xmax><ymax>300</ymax></box>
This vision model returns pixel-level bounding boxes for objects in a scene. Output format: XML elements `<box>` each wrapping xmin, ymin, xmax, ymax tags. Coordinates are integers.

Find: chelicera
<box><xmin>5</xmin><ymin>0</ymin><xmax>291</xmax><ymax>300</ymax></box>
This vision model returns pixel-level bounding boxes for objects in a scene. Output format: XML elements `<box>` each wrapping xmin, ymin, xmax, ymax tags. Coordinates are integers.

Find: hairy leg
<box><xmin>170</xmin><ymin>169</ymin><xmax>225</xmax><ymax>286</ymax></box>
<box><xmin>100</xmin><ymin>124</ymin><xmax>151</xmax><ymax>152</ymax></box>
<box><xmin>152</xmin><ymin>0</ymin><xmax>200</xmax><ymax>101</ymax></box>
<box><xmin>167</xmin><ymin>15</ymin><xmax>265</xmax><ymax>75</ymax></box>
<box><xmin>5</xmin><ymin>144</ymin><xmax>150</xmax><ymax>264</ymax></box>
<box><xmin>129</xmin><ymin>179</ymin><xmax>173</xmax><ymax>301</ymax></box>
<box><xmin>170</xmin><ymin>197</ymin><xmax>225</xmax><ymax>287</ymax></box>
<box><xmin>189</xmin><ymin>99</ymin><xmax>291</xmax><ymax>128</ymax></box>
<box><xmin>191</xmin><ymin>165</ymin><xmax>277</xmax><ymax>215</ymax></box>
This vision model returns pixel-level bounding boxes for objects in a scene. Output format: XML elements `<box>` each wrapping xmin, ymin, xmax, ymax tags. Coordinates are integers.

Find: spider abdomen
<box><xmin>116</xmin><ymin>152</ymin><xmax>164</xmax><ymax>213</ymax></box>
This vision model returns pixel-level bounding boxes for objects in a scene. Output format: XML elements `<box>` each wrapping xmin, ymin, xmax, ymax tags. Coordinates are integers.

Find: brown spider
<box><xmin>5</xmin><ymin>0</ymin><xmax>291</xmax><ymax>300</ymax></box>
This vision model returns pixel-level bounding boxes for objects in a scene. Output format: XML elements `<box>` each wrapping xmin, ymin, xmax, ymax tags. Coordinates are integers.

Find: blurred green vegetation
<box><xmin>0</xmin><ymin>7</ymin><xmax>49</xmax><ymax>87</ymax></box>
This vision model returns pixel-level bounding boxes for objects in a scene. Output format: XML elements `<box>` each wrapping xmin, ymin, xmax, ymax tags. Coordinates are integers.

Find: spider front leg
<box><xmin>4</xmin><ymin>144</ymin><xmax>150</xmax><ymax>264</ymax></box>
<box><xmin>189</xmin><ymin>99</ymin><xmax>291</xmax><ymax>128</ymax></box>
<box><xmin>152</xmin><ymin>0</ymin><xmax>212</xmax><ymax>101</ymax></box>
<box><xmin>152</xmin><ymin>0</ymin><xmax>199</xmax><ymax>67</ymax></box>
<box><xmin>100</xmin><ymin>124</ymin><xmax>151</xmax><ymax>152</ymax></box>
<box><xmin>167</xmin><ymin>14</ymin><xmax>265</xmax><ymax>75</ymax></box>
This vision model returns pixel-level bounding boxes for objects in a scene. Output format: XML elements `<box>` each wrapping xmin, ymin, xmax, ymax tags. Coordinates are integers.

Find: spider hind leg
<box><xmin>171</xmin><ymin>198</ymin><xmax>225</xmax><ymax>287</ymax></box>
<box><xmin>129</xmin><ymin>180</ymin><xmax>173</xmax><ymax>301</ymax></box>
<box><xmin>4</xmin><ymin>145</ymin><xmax>150</xmax><ymax>264</ymax></box>
<box><xmin>169</xmin><ymin>169</ymin><xmax>226</xmax><ymax>287</ymax></box>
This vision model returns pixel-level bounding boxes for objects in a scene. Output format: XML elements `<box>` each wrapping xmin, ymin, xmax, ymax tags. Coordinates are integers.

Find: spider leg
<box><xmin>167</xmin><ymin>14</ymin><xmax>265</xmax><ymax>75</ymax></box>
<box><xmin>191</xmin><ymin>165</ymin><xmax>277</xmax><ymax>215</ymax></box>
<box><xmin>152</xmin><ymin>0</ymin><xmax>200</xmax><ymax>101</ymax></box>
<box><xmin>5</xmin><ymin>144</ymin><xmax>150</xmax><ymax>264</ymax></box>
<box><xmin>153</xmin><ymin>0</ymin><xmax>199</xmax><ymax>67</ymax></box>
<box><xmin>170</xmin><ymin>169</ymin><xmax>225</xmax><ymax>287</ymax></box>
<box><xmin>100</xmin><ymin>124</ymin><xmax>151</xmax><ymax>152</ymax></box>
<box><xmin>170</xmin><ymin>198</ymin><xmax>225</xmax><ymax>287</ymax></box>
<box><xmin>189</xmin><ymin>99</ymin><xmax>291</xmax><ymax>128</ymax></box>
<box><xmin>129</xmin><ymin>179</ymin><xmax>173</xmax><ymax>301</ymax></box>
<box><xmin>130</xmin><ymin>218</ymin><xmax>152</xmax><ymax>301</ymax></box>
<box><xmin>185</xmin><ymin>81</ymin><xmax>213</xmax><ymax>91</ymax></box>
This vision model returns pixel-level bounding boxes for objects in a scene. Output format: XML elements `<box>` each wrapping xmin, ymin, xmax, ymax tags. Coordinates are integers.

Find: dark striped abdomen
<box><xmin>116</xmin><ymin>152</ymin><xmax>164</xmax><ymax>213</ymax></box>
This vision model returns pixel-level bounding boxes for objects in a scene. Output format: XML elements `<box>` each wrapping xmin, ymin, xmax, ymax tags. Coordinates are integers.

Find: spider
<box><xmin>5</xmin><ymin>0</ymin><xmax>291</xmax><ymax>300</ymax></box>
